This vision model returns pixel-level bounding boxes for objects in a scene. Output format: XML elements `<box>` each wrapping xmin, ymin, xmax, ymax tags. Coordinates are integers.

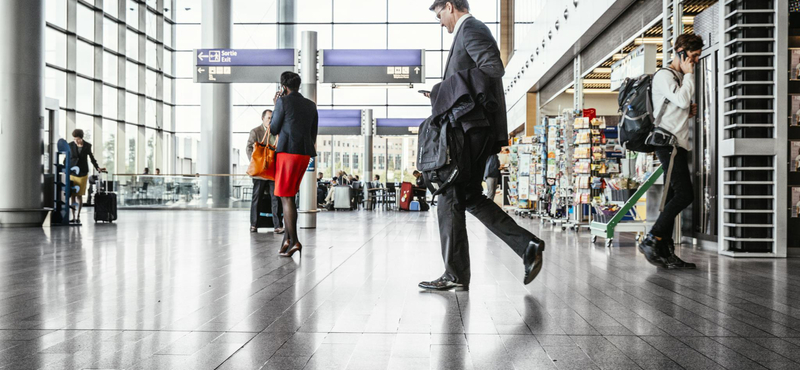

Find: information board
<box><xmin>321</xmin><ymin>49</ymin><xmax>425</xmax><ymax>84</ymax></box>
<box><xmin>193</xmin><ymin>49</ymin><xmax>296</xmax><ymax>83</ymax></box>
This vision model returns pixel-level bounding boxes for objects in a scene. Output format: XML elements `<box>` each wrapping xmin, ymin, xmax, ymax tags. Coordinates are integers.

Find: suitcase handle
<box><xmin>96</xmin><ymin>172</ymin><xmax>111</xmax><ymax>193</ymax></box>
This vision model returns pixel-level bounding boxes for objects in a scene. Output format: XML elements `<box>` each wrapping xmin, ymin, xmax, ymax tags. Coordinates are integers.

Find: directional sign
<box><xmin>193</xmin><ymin>49</ymin><xmax>296</xmax><ymax>84</ymax></box>
<box><xmin>376</xmin><ymin>118</ymin><xmax>425</xmax><ymax>136</ymax></box>
<box><xmin>318</xmin><ymin>110</ymin><xmax>362</xmax><ymax>136</ymax></box>
<box><xmin>320</xmin><ymin>49</ymin><xmax>425</xmax><ymax>84</ymax></box>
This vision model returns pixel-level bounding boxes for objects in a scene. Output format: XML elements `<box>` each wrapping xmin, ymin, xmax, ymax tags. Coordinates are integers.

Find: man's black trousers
<box><xmin>650</xmin><ymin>147</ymin><xmax>694</xmax><ymax>241</ymax></box>
<box><xmin>437</xmin><ymin>127</ymin><xmax>536</xmax><ymax>285</ymax></box>
<box><xmin>251</xmin><ymin>179</ymin><xmax>283</xmax><ymax>228</ymax></box>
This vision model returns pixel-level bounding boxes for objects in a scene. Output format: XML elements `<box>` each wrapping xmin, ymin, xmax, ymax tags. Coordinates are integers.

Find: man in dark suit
<box><xmin>418</xmin><ymin>0</ymin><xmax>545</xmax><ymax>291</ymax></box>
<box><xmin>247</xmin><ymin>109</ymin><xmax>284</xmax><ymax>234</ymax></box>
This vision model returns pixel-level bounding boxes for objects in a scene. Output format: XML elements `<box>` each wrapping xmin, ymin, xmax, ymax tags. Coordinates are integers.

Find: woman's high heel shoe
<box><xmin>279</xmin><ymin>240</ymin><xmax>291</xmax><ymax>255</ymax></box>
<box><xmin>280</xmin><ymin>243</ymin><xmax>302</xmax><ymax>258</ymax></box>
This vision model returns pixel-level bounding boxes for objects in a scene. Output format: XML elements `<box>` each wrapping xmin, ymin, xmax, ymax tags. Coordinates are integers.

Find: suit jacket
<box><xmin>69</xmin><ymin>142</ymin><xmax>99</xmax><ymax>177</ymax></box>
<box><xmin>270</xmin><ymin>92</ymin><xmax>319</xmax><ymax>157</ymax></box>
<box><xmin>484</xmin><ymin>154</ymin><xmax>501</xmax><ymax>179</ymax></box>
<box><xmin>246</xmin><ymin>124</ymin><xmax>268</xmax><ymax>159</ymax></box>
<box><xmin>441</xmin><ymin>16</ymin><xmax>508</xmax><ymax>152</ymax></box>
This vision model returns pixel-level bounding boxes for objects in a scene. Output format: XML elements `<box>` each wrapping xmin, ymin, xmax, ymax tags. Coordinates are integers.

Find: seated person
<box><xmin>321</xmin><ymin>178</ymin><xmax>338</xmax><ymax>208</ymax></box>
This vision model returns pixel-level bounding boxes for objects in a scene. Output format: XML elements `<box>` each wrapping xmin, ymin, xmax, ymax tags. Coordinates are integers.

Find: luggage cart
<box><xmin>589</xmin><ymin>166</ymin><xmax>663</xmax><ymax>248</ymax></box>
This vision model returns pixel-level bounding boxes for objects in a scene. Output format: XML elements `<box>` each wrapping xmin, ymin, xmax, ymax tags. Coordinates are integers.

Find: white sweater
<box><xmin>652</xmin><ymin>68</ymin><xmax>695</xmax><ymax>150</ymax></box>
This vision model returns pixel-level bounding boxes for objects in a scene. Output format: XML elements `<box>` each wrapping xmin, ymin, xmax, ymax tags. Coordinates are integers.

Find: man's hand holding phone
<box><xmin>678</xmin><ymin>50</ymin><xmax>695</xmax><ymax>75</ymax></box>
<box><xmin>418</xmin><ymin>90</ymin><xmax>431</xmax><ymax>98</ymax></box>
<box><xmin>273</xmin><ymin>86</ymin><xmax>285</xmax><ymax>105</ymax></box>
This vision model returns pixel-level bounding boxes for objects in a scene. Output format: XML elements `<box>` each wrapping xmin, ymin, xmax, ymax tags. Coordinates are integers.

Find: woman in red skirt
<box><xmin>270</xmin><ymin>72</ymin><xmax>319</xmax><ymax>257</ymax></box>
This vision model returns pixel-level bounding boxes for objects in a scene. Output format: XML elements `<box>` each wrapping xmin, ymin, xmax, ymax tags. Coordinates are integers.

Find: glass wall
<box><xmin>45</xmin><ymin>0</ymin><xmax>176</xmax><ymax>175</ymax></box>
<box><xmin>46</xmin><ymin>0</ymin><xmax>504</xmax><ymax>181</ymax></box>
<box><xmin>174</xmin><ymin>0</ymin><xmax>500</xmax><ymax>179</ymax></box>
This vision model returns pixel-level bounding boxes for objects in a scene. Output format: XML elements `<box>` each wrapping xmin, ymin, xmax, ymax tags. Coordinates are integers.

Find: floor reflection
<box><xmin>0</xmin><ymin>209</ymin><xmax>797</xmax><ymax>369</ymax></box>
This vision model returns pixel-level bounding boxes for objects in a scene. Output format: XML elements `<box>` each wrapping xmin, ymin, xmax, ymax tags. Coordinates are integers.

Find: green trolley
<box><xmin>590</xmin><ymin>166</ymin><xmax>664</xmax><ymax>248</ymax></box>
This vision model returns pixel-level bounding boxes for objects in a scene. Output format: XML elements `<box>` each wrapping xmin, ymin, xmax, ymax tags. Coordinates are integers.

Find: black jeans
<box><xmin>437</xmin><ymin>128</ymin><xmax>536</xmax><ymax>285</ymax></box>
<box><xmin>251</xmin><ymin>179</ymin><xmax>283</xmax><ymax>228</ymax></box>
<box><xmin>650</xmin><ymin>147</ymin><xmax>694</xmax><ymax>241</ymax></box>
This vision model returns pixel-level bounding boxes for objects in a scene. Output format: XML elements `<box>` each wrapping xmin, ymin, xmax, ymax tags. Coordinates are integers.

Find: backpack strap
<box><xmin>652</xmin><ymin>68</ymin><xmax>682</xmax><ymax>128</ymax></box>
<box><xmin>659</xmin><ymin>145</ymin><xmax>679</xmax><ymax>212</ymax></box>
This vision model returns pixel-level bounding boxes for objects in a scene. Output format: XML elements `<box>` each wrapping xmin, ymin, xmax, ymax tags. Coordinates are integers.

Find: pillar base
<box><xmin>299</xmin><ymin>210</ymin><xmax>317</xmax><ymax>229</ymax></box>
<box><xmin>0</xmin><ymin>209</ymin><xmax>50</xmax><ymax>227</ymax></box>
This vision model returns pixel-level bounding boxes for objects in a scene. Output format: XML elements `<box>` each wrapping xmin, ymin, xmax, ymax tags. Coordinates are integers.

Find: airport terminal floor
<box><xmin>1</xmin><ymin>210</ymin><xmax>799</xmax><ymax>370</ymax></box>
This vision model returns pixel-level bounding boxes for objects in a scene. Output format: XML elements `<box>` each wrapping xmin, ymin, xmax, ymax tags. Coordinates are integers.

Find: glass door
<box><xmin>689</xmin><ymin>49</ymin><xmax>719</xmax><ymax>241</ymax></box>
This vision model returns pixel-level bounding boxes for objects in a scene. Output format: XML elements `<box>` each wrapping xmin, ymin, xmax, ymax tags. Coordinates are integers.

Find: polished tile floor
<box><xmin>1</xmin><ymin>209</ymin><xmax>799</xmax><ymax>370</ymax></box>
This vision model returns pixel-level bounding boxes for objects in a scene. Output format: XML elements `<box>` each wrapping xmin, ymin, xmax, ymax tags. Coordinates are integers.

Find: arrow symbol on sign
<box><xmin>197</xmin><ymin>52</ymin><xmax>208</xmax><ymax>61</ymax></box>
<box><xmin>197</xmin><ymin>68</ymin><xmax>205</xmax><ymax>74</ymax></box>
<box><xmin>415</xmin><ymin>67</ymin><xmax>420</xmax><ymax>74</ymax></box>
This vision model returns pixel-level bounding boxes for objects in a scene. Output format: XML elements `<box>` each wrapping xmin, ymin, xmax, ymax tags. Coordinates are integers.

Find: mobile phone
<box><xmin>418</xmin><ymin>90</ymin><xmax>431</xmax><ymax>95</ymax></box>
<box><xmin>677</xmin><ymin>50</ymin><xmax>688</xmax><ymax>61</ymax></box>
<box><xmin>277</xmin><ymin>85</ymin><xmax>287</xmax><ymax>97</ymax></box>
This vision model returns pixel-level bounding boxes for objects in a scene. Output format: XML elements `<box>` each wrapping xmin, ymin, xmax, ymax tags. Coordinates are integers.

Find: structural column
<box><xmin>200</xmin><ymin>0</ymin><xmax>232</xmax><ymax>207</ymax></box>
<box><xmin>363</xmin><ymin>109</ymin><xmax>374</xmax><ymax>204</ymax></box>
<box><xmin>277</xmin><ymin>0</ymin><xmax>295</xmax><ymax>49</ymax></box>
<box><xmin>298</xmin><ymin>31</ymin><xmax>318</xmax><ymax>228</ymax></box>
<box><xmin>0</xmin><ymin>0</ymin><xmax>46</xmax><ymax>226</ymax></box>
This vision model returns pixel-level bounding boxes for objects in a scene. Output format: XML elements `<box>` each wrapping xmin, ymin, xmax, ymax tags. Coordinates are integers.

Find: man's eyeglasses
<box><xmin>435</xmin><ymin>8</ymin><xmax>445</xmax><ymax>22</ymax></box>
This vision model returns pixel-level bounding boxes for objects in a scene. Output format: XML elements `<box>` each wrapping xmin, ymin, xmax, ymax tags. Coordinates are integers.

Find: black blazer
<box><xmin>441</xmin><ymin>16</ymin><xmax>508</xmax><ymax>151</ymax></box>
<box><xmin>270</xmin><ymin>91</ymin><xmax>319</xmax><ymax>157</ymax></box>
<box><xmin>484</xmin><ymin>154</ymin><xmax>501</xmax><ymax>179</ymax></box>
<box><xmin>69</xmin><ymin>142</ymin><xmax>99</xmax><ymax>177</ymax></box>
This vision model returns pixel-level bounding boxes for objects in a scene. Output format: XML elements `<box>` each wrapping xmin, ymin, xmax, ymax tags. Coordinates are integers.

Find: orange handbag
<box><xmin>247</xmin><ymin>128</ymin><xmax>278</xmax><ymax>181</ymax></box>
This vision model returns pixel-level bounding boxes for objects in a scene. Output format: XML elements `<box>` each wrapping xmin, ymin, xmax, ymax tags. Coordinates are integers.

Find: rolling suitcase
<box><xmin>94</xmin><ymin>174</ymin><xmax>117</xmax><ymax>223</ymax></box>
<box><xmin>334</xmin><ymin>186</ymin><xmax>352</xmax><ymax>210</ymax></box>
<box><xmin>256</xmin><ymin>191</ymin><xmax>275</xmax><ymax>228</ymax></box>
<box><xmin>399</xmin><ymin>182</ymin><xmax>413</xmax><ymax>211</ymax></box>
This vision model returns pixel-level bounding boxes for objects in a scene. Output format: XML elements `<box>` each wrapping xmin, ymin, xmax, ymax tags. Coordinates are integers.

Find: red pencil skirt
<box><xmin>274</xmin><ymin>153</ymin><xmax>311</xmax><ymax>197</ymax></box>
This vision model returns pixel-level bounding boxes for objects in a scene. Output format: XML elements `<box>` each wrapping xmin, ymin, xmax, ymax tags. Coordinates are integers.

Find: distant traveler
<box><xmin>316</xmin><ymin>172</ymin><xmax>326</xmax><ymax>206</ymax></box>
<box><xmin>143</xmin><ymin>167</ymin><xmax>150</xmax><ymax>175</ymax></box>
<box><xmin>247</xmin><ymin>109</ymin><xmax>284</xmax><ymax>234</ymax></box>
<box><xmin>638</xmin><ymin>34</ymin><xmax>703</xmax><ymax>270</ymax></box>
<box><xmin>418</xmin><ymin>0</ymin><xmax>545</xmax><ymax>291</ymax></box>
<box><xmin>484</xmin><ymin>154</ymin><xmax>501</xmax><ymax>199</ymax></box>
<box><xmin>68</xmin><ymin>129</ymin><xmax>106</xmax><ymax>224</ymax></box>
<box><xmin>155</xmin><ymin>168</ymin><xmax>161</xmax><ymax>175</ymax></box>
<box><xmin>271</xmin><ymin>71</ymin><xmax>319</xmax><ymax>257</ymax></box>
